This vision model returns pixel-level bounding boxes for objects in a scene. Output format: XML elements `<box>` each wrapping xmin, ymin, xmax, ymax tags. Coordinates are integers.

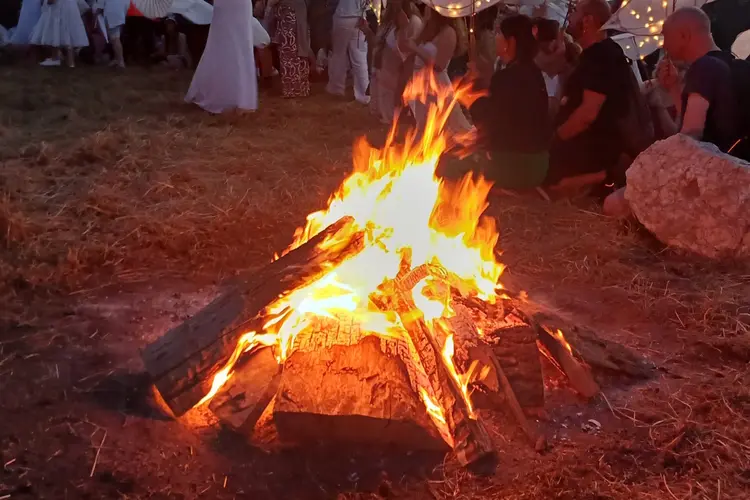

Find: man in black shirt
<box><xmin>657</xmin><ymin>7</ymin><xmax>740</xmax><ymax>152</ymax></box>
<box><xmin>546</xmin><ymin>0</ymin><xmax>635</xmax><ymax>189</ymax></box>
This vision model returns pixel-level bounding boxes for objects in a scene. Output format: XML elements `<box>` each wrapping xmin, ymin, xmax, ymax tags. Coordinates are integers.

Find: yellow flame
<box><xmin>195</xmin><ymin>70</ymin><xmax>503</xmax><ymax>442</ymax></box>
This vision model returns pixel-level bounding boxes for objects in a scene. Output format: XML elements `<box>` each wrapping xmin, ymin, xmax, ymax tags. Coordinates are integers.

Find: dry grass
<box><xmin>1</xmin><ymin>65</ymin><xmax>749</xmax><ymax>499</ymax></box>
<box><xmin>0</xmin><ymin>67</ymin><xmax>374</xmax><ymax>307</ymax></box>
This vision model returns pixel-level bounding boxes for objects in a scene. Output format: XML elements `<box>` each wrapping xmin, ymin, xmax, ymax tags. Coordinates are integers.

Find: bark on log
<box><xmin>376</xmin><ymin>282</ymin><xmax>497</xmax><ymax>473</ymax></box>
<box><xmin>490</xmin><ymin>325</ymin><xmax>545</xmax><ymax>410</ymax></box>
<box><xmin>141</xmin><ymin>217</ymin><xmax>366</xmax><ymax>416</ymax></box>
<box><xmin>273</xmin><ymin>335</ymin><xmax>448</xmax><ymax>452</ymax></box>
<box><xmin>535</xmin><ymin>326</ymin><xmax>600</xmax><ymax>399</ymax></box>
<box><xmin>208</xmin><ymin>347</ymin><xmax>281</xmax><ymax>432</ymax></box>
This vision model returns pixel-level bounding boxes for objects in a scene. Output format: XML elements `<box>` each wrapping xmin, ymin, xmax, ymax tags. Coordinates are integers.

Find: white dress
<box><xmin>185</xmin><ymin>0</ymin><xmax>258</xmax><ymax>113</ymax></box>
<box><xmin>410</xmin><ymin>41</ymin><xmax>471</xmax><ymax>136</ymax></box>
<box><xmin>29</xmin><ymin>0</ymin><xmax>89</xmax><ymax>48</ymax></box>
<box><xmin>11</xmin><ymin>0</ymin><xmax>43</xmax><ymax>45</ymax></box>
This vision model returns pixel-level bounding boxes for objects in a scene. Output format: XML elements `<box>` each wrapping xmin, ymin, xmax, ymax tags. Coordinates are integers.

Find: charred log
<box><xmin>141</xmin><ymin>217</ymin><xmax>366</xmax><ymax>416</ymax></box>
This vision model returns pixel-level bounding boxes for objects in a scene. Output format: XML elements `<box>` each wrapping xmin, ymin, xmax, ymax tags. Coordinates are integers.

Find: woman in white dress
<box><xmin>11</xmin><ymin>0</ymin><xmax>43</xmax><ymax>46</ymax></box>
<box><xmin>401</xmin><ymin>7</ymin><xmax>471</xmax><ymax>137</ymax></box>
<box><xmin>185</xmin><ymin>0</ymin><xmax>258</xmax><ymax>113</ymax></box>
<box><xmin>30</xmin><ymin>0</ymin><xmax>90</xmax><ymax>67</ymax></box>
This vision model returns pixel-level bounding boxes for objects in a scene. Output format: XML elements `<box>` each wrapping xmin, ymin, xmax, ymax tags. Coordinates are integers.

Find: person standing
<box><xmin>30</xmin><ymin>0</ymin><xmax>89</xmax><ymax>67</ymax></box>
<box><xmin>10</xmin><ymin>0</ymin><xmax>42</xmax><ymax>46</ymax></box>
<box><xmin>326</xmin><ymin>0</ymin><xmax>370</xmax><ymax>104</ymax></box>
<box><xmin>185</xmin><ymin>0</ymin><xmax>258</xmax><ymax>113</ymax></box>
<box><xmin>93</xmin><ymin>0</ymin><xmax>128</xmax><ymax>68</ymax></box>
<box><xmin>273</xmin><ymin>0</ymin><xmax>315</xmax><ymax>98</ymax></box>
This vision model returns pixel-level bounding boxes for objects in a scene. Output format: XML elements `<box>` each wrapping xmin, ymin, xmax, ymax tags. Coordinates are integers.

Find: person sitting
<box><xmin>152</xmin><ymin>14</ymin><xmax>192</xmax><ymax>69</ymax></box>
<box><xmin>445</xmin><ymin>14</ymin><xmax>550</xmax><ymax>191</ymax></box>
<box><xmin>533</xmin><ymin>18</ymin><xmax>581</xmax><ymax>118</ymax></box>
<box><xmin>545</xmin><ymin>0</ymin><xmax>638</xmax><ymax>193</ymax></box>
<box><xmin>654</xmin><ymin>7</ymin><xmax>741</xmax><ymax>155</ymax></box>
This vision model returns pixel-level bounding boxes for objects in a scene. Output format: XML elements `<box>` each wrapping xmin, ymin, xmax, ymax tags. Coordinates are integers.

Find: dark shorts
<box><xmin>545</xmin><ymin>136</ymin><xmax>620</xmax><ymax>187</ymax></box>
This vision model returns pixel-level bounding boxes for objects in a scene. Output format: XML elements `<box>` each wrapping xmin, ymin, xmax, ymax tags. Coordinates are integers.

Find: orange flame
<box><xmin>553</xmin><ymin>328</ymin><xmax>573</xmax><ymax>355</ymax></box>
<box><xmin>194</xmin><ymin>70</ymin><xmax>503</xmax><ymax>445</ymax></box>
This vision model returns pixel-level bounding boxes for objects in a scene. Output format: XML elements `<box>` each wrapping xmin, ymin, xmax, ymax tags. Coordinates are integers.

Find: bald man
<box><xmin>659</xmin><ymin>7</ymin><xmax>740</xmax><ymax>152</ymax></box>
<box><xmin>546</xmin><ymin>0</ymin><xmax>638</xmax><ymax>192</ymax></box>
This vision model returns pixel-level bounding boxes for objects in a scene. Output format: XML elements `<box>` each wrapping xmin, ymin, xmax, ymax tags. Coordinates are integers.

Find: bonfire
<box><xmin>141</xmin><ymin>71</ymin><xmax>654</xmax><ymax>474</ymax></box>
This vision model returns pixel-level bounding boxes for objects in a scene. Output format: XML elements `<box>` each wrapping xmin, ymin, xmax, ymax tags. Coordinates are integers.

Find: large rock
<box><xmin>625</xmin><ymin>135</ymin><xmax>750</xmax><ymax>258</ymax></box>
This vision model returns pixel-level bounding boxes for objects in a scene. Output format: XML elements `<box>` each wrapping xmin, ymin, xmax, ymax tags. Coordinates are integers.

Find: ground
<box><xmin>1</xmin><ymin>66</ymin><xmax>749</xmax><ymax>500</ymax></box>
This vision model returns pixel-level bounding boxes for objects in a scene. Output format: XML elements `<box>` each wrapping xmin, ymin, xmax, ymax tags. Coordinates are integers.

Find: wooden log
<box><xmin>141</xmin><ymin>217</ymin><xmax>366</xmax><ymax>416</ymax></box>
<box><xmin>273</xmin><ymin>332</ymin><xmax>449</xmax><ymax>452</ymax></box>
<box><xmin>535</xmin><ymin>325</ymin><xmax>600</xmax><ymax>399</ymax></box>
<box><xmin>490</xmin><ymin>325</ymin><xmax>545</xmax><ymax>410</ymax></box>
<box><xmin>445</xmin><ymin>305</ymin><xmax>540</xmax><ymax>447</ymax></box>
<box><xmin>208</xmin><ymin>348</ymin><xmax>282</xmax><ymax>432</ymax></box>
<box><xmin>376</xmin><ymin>281</ymin><xmax>497</xmax><ymax>473</ymax></box>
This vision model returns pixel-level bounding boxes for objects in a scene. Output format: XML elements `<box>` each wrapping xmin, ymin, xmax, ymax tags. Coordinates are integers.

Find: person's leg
<box><xmin>326</xmin><ymin>16</ymin><xmax>350</xmax><ymax>96</ymax></box>
<box><xmin>347</xmin><ymin>20</ymin><xmax>369</xmax><ymax>103</ymax></box>
<box><xmin>64</xmin><ymin>46</ymin><xmax>75</xmax><ymax>67</ymax></box>
<box><xmin>109</xmin><ymin>27</ymin><xmax>125</xmax><ymax>68</ymax></box>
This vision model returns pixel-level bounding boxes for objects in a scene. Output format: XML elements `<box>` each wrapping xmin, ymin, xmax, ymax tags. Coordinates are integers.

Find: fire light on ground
<box><xmin>195</xmin><ymin>70</ymin><xmax>504</xmax><ymax>445</ymax></box>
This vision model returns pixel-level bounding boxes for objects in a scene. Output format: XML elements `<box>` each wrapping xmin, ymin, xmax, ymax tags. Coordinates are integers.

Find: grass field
<box><xmin>1</xmin><ymin>65</ymin><xmax>749</xmax><ymax>499</ymax></box>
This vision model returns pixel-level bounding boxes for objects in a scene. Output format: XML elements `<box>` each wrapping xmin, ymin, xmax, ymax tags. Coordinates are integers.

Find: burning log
<box><xmin>375</xmin><ymin>281</ymin><xmax>497</xmax><ymax>473</ymax></box>
<box><xmin>490</xmin><ymin>325</ymin><xmax>545</xmax><ymax>410</ymax></box>
<box><xmin>535</xmin><ymin>325</ymin><xmax>600</xmax><ymax>399</ymax></box>
<box><xmin>141</xmin><ymin>217</ymin><xmax>366</xmax><ymax>416</ymax></box>
<box><xmin>208</xmin><ymin>348</ymin><xmax>282</xmax><ymax>432</ymax></box>
<box><xmin>273</xmin><ymin>327</ymin><xmax>449</xmax><ymax>451</ymax></box>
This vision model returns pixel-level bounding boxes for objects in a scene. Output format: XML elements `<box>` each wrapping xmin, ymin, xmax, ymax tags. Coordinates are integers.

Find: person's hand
<box><xmin>656</xmin><ymin>58</ymin><xmax>679</xmax><ymax>92</ymax></box>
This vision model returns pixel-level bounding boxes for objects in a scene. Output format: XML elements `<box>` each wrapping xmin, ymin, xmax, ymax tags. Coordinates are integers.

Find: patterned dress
<box><xmin>274</xmin><ymin>3</ymin><xmax>310</xmax><ymax>98</ymax></box>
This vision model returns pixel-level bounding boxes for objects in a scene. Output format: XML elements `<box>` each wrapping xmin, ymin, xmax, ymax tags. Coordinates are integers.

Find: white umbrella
<box><xmin>131</xmin><ymin>0</ymin><xmax>175</xmax><ymax>19</ymax></box>
<box><xmin>602</xmin><ymin>0</ymin><xmax>718</xmax><ymax>58</ymax></box>
<box><xmin>168</xmin><ymin>0</ymin><xmax>213</xmax><ymax>25</ymax></box>
<box><xmin>732</xmin><ymin>29</ymin><xmax>750</xmax><ymax>59</ymax></box>
<box><xmin>421</xmin><ymin>0</ymin><xmax>504</xmax><ymax>19</ymax></box>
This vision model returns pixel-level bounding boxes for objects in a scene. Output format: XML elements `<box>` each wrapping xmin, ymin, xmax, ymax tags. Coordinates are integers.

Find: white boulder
<box><xmin>625</xmin><ymin>134</ymin><xmax>750</xmax><ymax>259</ymax></box>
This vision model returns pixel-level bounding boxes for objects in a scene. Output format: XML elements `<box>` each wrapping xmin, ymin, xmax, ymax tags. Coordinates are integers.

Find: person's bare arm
<box><xmin>680</xmin><ymin>93</ymin><xmax>710</xmax><ymax>140</ymax></box>
<box><xmin>556</xmin><ymin>89</ymin><xmax>606</xmax><ymax>140</ymax></box>
<box><xmin>405</xmin><ymin>27</ymin><xmax>456</xmax><ymax>72</ymax></box>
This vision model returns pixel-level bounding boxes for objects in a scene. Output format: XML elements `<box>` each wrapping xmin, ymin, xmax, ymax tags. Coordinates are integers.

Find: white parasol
<box><xmin>420</xmin><ymin>0</ymin><xmax>504</xmax><ymax>19</ymax></box>
<box><xmin>131</xmin><ymin>0</ymin><xmax>175</xmax><ymax>19</ymax></box>
<box><xmin>168</xmin><ymin>0</ymin><xmax>213</xmax><ymax>25</ymax></box>
<box><xmin>602</xmin><ymin>0</ymin><xmax>718</xmax><ymax>58</ymax></box>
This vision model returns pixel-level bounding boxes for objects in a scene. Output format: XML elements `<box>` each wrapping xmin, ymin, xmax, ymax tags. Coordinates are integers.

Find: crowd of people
<box><xmin>3</xmin><ymin>0</ymin><xmax>749</xmax><ymax>203</ymax></box>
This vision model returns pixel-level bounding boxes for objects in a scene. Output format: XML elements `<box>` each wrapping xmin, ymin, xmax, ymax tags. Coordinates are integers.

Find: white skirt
<box><xmin>185</xmin><ymin>0</ymin><xmax>258</xmax><ymax>113</ymax></box>
<box><xmin>11</xmin><ymin>0</ymin><xmax>43</xmax><ymax>45</ymax></box>
<box><xmin>30</xmin><ymin>0</ymin><xmax>89</xmax><ymax>48</ymax></box>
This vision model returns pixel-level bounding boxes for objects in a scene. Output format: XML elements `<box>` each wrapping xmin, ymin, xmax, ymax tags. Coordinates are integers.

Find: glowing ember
<box><xmin>195</xmin><ymin>71</ymin><xmax>504</xmax><ymax>446</ymax></box>
<box><xmin>553</xmin><ymin>329</ymin><xmax>573</xmax><ymax>355</ymax></box>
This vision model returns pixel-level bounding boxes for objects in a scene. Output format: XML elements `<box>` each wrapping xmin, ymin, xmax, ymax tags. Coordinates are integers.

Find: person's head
<box><xmin>533</xmin><ymin>17</ymin><xmax>560</xmax><ymax>55</ymax></box>
<box><xmin>382</xmin><ymin>0</ymin><xmax>412</xmax><ymax>26</ymax></box>
<box><xmin>662</xmin><ymin>7</ymin><xmax>715</xmax><ymax>63</ymax></box>
<box><xmin>497</xmin><ymin>14</ymin><xmax>538</xmax><ymax>64</ymax></box>
<box><xmin>567</xmin><ymin>0</ymin><xmax>611</xmax><ymax>47</ymax></box>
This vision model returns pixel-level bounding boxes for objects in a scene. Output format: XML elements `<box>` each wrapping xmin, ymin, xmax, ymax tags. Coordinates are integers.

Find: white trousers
<box><xmin>326</xmin><ymin>15</ymin><xmax>369</xmax><ymax>101</ymax></box>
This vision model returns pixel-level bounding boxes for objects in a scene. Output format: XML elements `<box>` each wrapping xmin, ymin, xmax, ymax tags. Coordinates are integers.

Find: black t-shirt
<box><xmin>470</xmin><ymin>60</ymin><xmax>551</xmax><ymax>154</ymax></box>
<box><xmin>556</xmin><ymin>38</ymin><xmax>632</xmax><ymax>167</ymax></box>
<box><xmin>681</xmin><ymin>51</ymin><xmax>739</xmax><ymax>152</ymax></box>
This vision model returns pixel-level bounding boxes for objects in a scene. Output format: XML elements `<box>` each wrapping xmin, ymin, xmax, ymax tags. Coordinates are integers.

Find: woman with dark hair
<box><xmin>402</xmin><ymin>7</ymin><xmax>471</xmax><ymax>136</ymax></box>
<box><xmin>467</xmin><ymin>14</ymin><xmax>551</xmax><ymax>190</ymax></box>
<box><xmin>368</xmin><ymin>0</ymin><xmax>422</xmax><ymax>124</ymax></box>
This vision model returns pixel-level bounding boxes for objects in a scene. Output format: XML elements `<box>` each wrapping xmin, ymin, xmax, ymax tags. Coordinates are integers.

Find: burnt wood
<box><xmin>141</xmin><ymin>217</ymin><xmax>366</xmax><ymax>416</ymax></box>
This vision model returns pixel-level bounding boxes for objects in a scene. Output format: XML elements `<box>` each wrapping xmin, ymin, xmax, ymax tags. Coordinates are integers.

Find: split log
<box><xmin>376</xmin><ymin>281</ymin><xmax>497</xmax><ymax>473</ymax></box>
<box><xmin>208</xmin><ymin>348</ymin><xmax>281</xmax><ymax>432</ymax></box>
<box><xmin>141</xmin><ymin>217</ymin><xmax>366</xmax><ymax>416</ymax></box>
<box><xmin>535</xmin><ymin>325</ymin><xmax>600</xmax><ymax>399</ymax></box>
<box><xmin>446</xmin><ymin>304</ymin><xmax>540</xmax><ymax>447</ymax></box>
<box><xmin>490</xmin><ymin>325</ymin><xmax>545</xmax><ymax>410</ymax></box>
<box><xmin>273</xmin><ymin>331</ymin><xmax>448</xmax><ymax>452</ymax></box>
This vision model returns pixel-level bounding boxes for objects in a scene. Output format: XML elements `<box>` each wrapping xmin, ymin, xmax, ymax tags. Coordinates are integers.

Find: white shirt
<box><xmin>335</xmin><ymin>0</ymin><xmax>367</xmax><ymax>18</ymax></box>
